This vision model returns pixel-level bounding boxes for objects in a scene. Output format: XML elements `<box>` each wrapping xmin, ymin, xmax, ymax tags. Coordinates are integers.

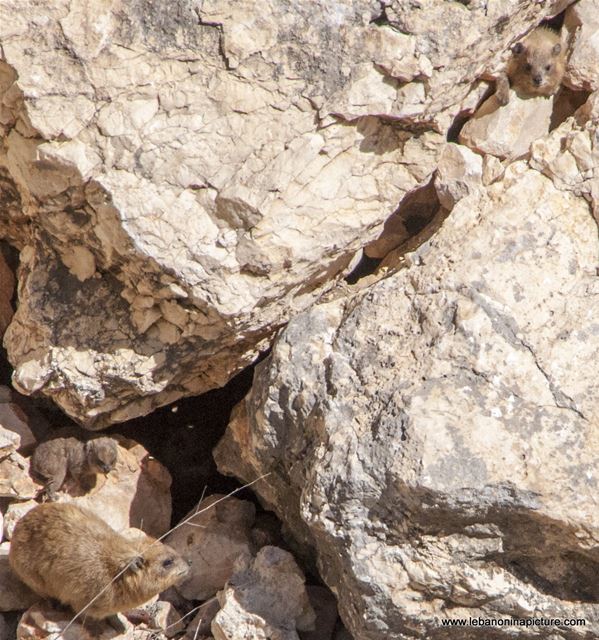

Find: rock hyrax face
<box><xmin>511</xmin><ymin>29</ymin><xmax>564</xmax><ymax>96</ymax></box>
<box><xmin>86</xmin><ymin>438</ymin><xmax>118</xmax><ymax>474</ymax></box>
<box><xmin>138</xmin><ymin>542</ymin><xmax>191</xmax><ymax>585</ymax></box>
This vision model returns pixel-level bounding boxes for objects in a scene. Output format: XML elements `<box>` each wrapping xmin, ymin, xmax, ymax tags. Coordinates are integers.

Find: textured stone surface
<box><xmin>0</xmin><ymin>426</ymin><xmax>18</xmax><ymax>458</ymax></box>
<box><xmin>216</xmin><ymin>159</ymin><xmax>599</xmax><ymax>639</ymax></box>
<box><xmin>0</xmin><ymin>543</ymin><xmax>37</xmax><ymax>612</ymax></box>
<box><xmin>144</xmin><ymin>600</ymin><xmax>185</xmax><ymax>638</ymax></box>
<box><xmin>167</xmin><ymin>495</ymin><xmax>256</xmax><ymax>601</ymax></box>
<box><xmin>67</xmin><ymin>439</ymin><xmax>172</xmax><ymax>537</ymax></box>
<box><xmin>434</xmin><ymin>143</ymin><xmax>483</xmax><ymax>211</ymax></box>
<box><xmin>2</xmin><ymin>500</ymin><xmax>36</xmax><ymax>541</ymax></box>
<box><xmin>564</xmin><ymin>0</ymin><xmax>599</xmax><ymax>90</ymax></box>
<box><xmin>212</xmin><ymin>546</ymin><xmax>315</xmax><ymax>640</ymax></box>
<box><xmin>0</xmin><ymin>399</ymin><xmax>36</xmax><ymax>455</ymax></box>
<box><xmin>16</xmin><ymin>603</ymin><xmax>133</xmax><ymax>640</ymax></box>
<box><xmin>185</xmin><ymin>597</ymin><xmax>220</xmax><ymax>640</ymax></box>
<box><xmin>0</xmin><ymin>0</ymin><xmax>569</xmax><ymax>427</ymax></box>
<box><xmin>459</xmin><ymin>93</ymin><xmax>554</xmax><ymax>159</ymax></box>
<box><xmin>0</xmin><ymin>454</ymin><xmax>38</xmax><ymax>500</ymax></box>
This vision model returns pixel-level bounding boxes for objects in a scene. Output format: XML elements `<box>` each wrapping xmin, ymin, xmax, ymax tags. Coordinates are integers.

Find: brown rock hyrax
<box><xmin>496</xmin><ymin>27</ymin><xmax>566</xmax><ymax>105</ymax></box>
<box><xmin>9</xmin><ymin>503</ymin><xmax>190</xmax><ymax>622</ymax></box>
<box><xmin>31</xmin><ymin>433</ymin><xmax>118</xmax><ymax>500</ymax></box>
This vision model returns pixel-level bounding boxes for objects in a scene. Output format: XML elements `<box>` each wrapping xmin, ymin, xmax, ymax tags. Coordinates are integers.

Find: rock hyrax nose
<box><xmin>9</xmin><ymin>503</ymin><xmax>190</xmax><ymax>621</ymax></box>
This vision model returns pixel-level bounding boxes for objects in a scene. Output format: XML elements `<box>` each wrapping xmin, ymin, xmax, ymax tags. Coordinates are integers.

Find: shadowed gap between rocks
<box><xmin>345</xmin><ymin>178</ymin><xmax>444</xmax><ymax>285</ymax></box>
<box><xmin>104</xmin><ymin>361</ymin><xmax>258</xmax><ymax>524</ymax></box>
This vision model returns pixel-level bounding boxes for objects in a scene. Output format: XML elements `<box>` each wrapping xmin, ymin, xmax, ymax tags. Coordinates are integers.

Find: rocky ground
<box><xmin>0</xmin><ymin>0</ymin><xmax>598</xmax><ymax>639</ymax></box>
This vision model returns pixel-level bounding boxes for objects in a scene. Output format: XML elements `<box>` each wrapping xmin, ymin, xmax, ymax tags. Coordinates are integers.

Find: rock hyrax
<box><xmin>496</xmin><ymin>26</ymin><xmax>566</xmax><ymax>105</ymax></box>
<box><xmin>31</xmin><ymin>434</ymin><xmax>118</xmax><ymax>500</ymax></box>
<box><xmin>9</xmin><ymin>503</ymin><xmax>190</xmax><ymax>622</ymax></box>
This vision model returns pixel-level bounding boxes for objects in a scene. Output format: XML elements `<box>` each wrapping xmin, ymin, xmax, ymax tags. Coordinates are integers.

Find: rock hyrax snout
<box><xmin>31</xmin><ymin>434</ymin><xmax>118</xmax><ymax>500</ymax></box>
<box><xmin>496</xmin><ymin>26</ymin><xmax>566</xmax><ymax>105</ymax></box>
<box><xmin>9</xmin><ymin>503</ymin><xmax>190</xmax><ymax>621</ymax></box>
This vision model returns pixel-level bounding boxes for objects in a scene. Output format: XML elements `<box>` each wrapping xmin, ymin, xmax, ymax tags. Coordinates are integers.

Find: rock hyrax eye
<box><xmin>162</xmin><ymin>557</ymin><xmax>174</xmax><ymax>568</ymax></box>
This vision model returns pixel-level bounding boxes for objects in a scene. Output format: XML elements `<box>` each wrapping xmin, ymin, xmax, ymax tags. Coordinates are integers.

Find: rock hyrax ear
<box><xmin>552</xmin><ymin>42</ymin><xmax>562</xmax><ymax>55</ymax></box>
<box><xmin>512</xmin><ymin>42</ymin><xmax>525</xmax><ymax>55</ymax></box>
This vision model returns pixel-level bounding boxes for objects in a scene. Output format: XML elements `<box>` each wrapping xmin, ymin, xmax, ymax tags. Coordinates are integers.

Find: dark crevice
<box><xmin>344</xmin><ymin>254</ymin><xmax>382</xmax><ymax>285</ymax></box>
<box><xmin>446</xmin><ymin>110</ymin><xmax>472</xmax><ymax>143</ymax></box>
<box><xmin>105</xmin><ymin>363</ymin><xmax>256</xmax><ymax>524</ymax></box>
<box><xmin>550</xmin><ymin>86</ymin><xmax>592</xmax><ymax>131</ymax></box>
<box><xmin>501</xmin><ymin>553</ymin><xmax>599</xmax><ymax>603</ymax></box>
<box><xmin>344</xmin><ymin>179</ymin><xmax>444</xmax><ymax>285</ymax></box>
<box><xmin>370</xmin><ymin>5</ymin><xmax>389</xmax><ymax>26</ymax></box>
<box><xmin>542</xmin><ymin>10</ymin><xmax>566</xmax><ymax>32</ymax></box>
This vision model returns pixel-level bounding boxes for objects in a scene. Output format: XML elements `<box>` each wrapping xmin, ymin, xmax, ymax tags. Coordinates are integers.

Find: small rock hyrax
<box><xmin>496</xmin><ymin>26</ymin><xmax>566</xmax><ymax>105</ymax></box>
<box><xmin>9</xmin><ymin>503</ymin><xmax>190</xmax><ymax>622</ymax></box>
<box><xmin>31</xmin><ymin>434</ymin><xmax>118</xmax><ymax>500</ymax></box>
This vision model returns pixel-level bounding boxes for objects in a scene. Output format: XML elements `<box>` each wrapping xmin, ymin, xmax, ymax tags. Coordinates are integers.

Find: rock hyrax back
<box><xmin>31</xmin><ymin>435</ymin><xmax>118</xmax><ymax>500</ymax></box>
<box><xmin>9</xmin><ymin>503</ymin><xmax>189</xmax><ymax>620</ymax></box>
<box><xmin>496</xmin><ymin>26</ymin><xmax>566</xmax><ymax>104</ymax></box>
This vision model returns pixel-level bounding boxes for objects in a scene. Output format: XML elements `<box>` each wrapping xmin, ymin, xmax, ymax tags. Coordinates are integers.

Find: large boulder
<box><xmin>216</xmin><ymin>148</ymin><xmax>599</xmax><ymax>637</ymax></box>
<box><xmin>0</xmin><ymin>0</ymin><xmax>569</xmax><ymax>427</ymax></box>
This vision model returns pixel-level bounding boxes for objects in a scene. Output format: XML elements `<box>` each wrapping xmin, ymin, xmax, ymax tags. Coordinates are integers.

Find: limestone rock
<box><xmin>0</xmin><ymin>251</ymin><xmax>13</xmax><ymax>338</ymax></box>
<box><xmin>529</xmin><ymin>92</ymin><xmax>599</xmax><ymax>218</ymax></box>
<box><xmin>15</xmin><ymin>603</ymin><xmax>133</xmax><ymax>640</ymax></box>
<box><xmin>0</xmin><ymin>543</ymin><xmax>38</xmax><ymax>612</ymax></box>
<box><xmin>143</xmin><ymin>600</ymin><xmax>185</xmax><ymax>638</ymax></box>
<box><xmin>459</xmin><ymin>93</ymin><xmax>554</xmax><ymax>159</ymax></box>
<box><xmin>65</xmin><ymin>439</ymin><xmax>172</xmax><ymax>537</ymax></box>
<box><xmin>0</xmin><ymin>427</ymin><xmax>18</xmax><ymax>458</ymax></box>
<box><xmin>212</xmin><ymin>546</ymin><xmax>315</xmax><ymax>640</ymax></box>
<box><xmin>216</xmin><ymin>163</ymin><xmax>599</xmax><ymax>638</ymax></box>
<box><xmin>564</xmin><ymin>0</ymin><xmax>599</xmax><ymax>91</ymax></box>
<box><xmin>0</xmin><ymin>454</ymin><xmax>39</xmax><ymax>500</ymax></box>
<box><xmin>167</xmin><ymin>495</ymin><xmax>256</xmax><ymax>601</ymax></box>
<box><xmin>185</xmin><ymin>597</ymin><xmax>220</xmax><ymax>640</ymax></box>
<box><xmin>0</xmin><ymin>398</ymin><xmax>36</xmax><ymax>455</ymax></box>
<box><xmin>0</xmin><ymin>1</ymin><xmax>568</xmax><ymax>427</ymax></box>
<box><xmin>2</xmin><ymin>500</ymin><xmax>36</xmax><ymax>541</ymax></box>
<box><xmin>434</xmin><ymin>143</ymin><xmax>483</xmax><ymax>211</ymax></box>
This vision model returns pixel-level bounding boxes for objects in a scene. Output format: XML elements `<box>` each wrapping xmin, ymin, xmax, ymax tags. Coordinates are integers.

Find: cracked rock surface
<box><xmin>0</xmin><ymin>0</ymin><xmax>569</xmax><ymax>427</ymax></box>
<box><xmin>216</xmin><ymin>156</ymin><xmax>599</xmax><ymax>638</ymax></box>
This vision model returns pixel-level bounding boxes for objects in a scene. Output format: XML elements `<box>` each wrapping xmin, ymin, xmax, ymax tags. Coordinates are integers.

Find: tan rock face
<box><xmin>65</xmin><ymin>439</ymin><xmax>172</xmax><ymax>537</ymax></box>
<box><xmin>0</xmin><ymin>0</ymin><xmax>569</xmax><ymax>427</ymax></box>
<box><xmin>0</xmin><ymin>453</ymin><xmax>39</xmax><ymax>500</ymax></box>
<box><xmin>216</xmin><ymin>161</ymin><xmax>599</xmax><ymax>638</ymax></box>
<box><xmin>0</xmin><ymin>400</ymin><xmax>36</xmax><ymax>456</ymax></box>
<box><xmin>564</xmin><ymin>0</ymin><xmax>599</xmax><ymax>90</ymax></box>
<box><xmin>459</xmin><ymin>93</ymin><xmax>554</xmax><ymax>159</ymax></box>
<box><xmin>15</xmin><ymin>603</ymin><xmax>132</xmax><ymax>640</ymax></box>
<box><xmin>212</xmin><ymin>546</ymin><xmax>315</xmax><ymax>640</ymax></box>
<box><xmin>167</xmin><ymin>495</ymin><xmax>256</xmax><ymax>601</ymax></box>
<box><xmin>2</xmin><ymin>500</ymin><xmax>36</xmax><ymax>541</ymax></box>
